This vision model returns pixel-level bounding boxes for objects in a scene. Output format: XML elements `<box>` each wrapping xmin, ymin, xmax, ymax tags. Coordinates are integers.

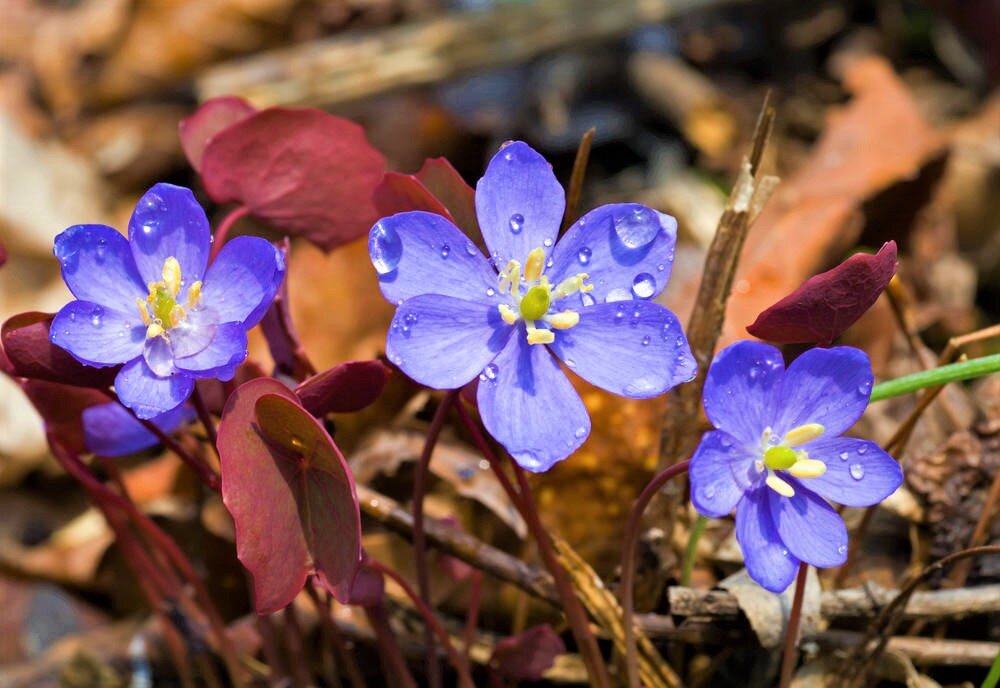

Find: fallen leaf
<box><xmin>746</xmin><ymin>241</ymin><xmax>898</xmax><ymax>345</ymax></box>
<box><xmin>490</xmin><ymin>624</ymin><xmax>565</xmax><ymax>681</ymax></box>
<box><xmin>177</xmin><ymin>96</ymin><xmax>255</xmax><ymax>173</ymax></box>
<box><xmin>218</xmin><ymin>378</ymin><xmax>362</xmax><ymax>614</ymax></box>
<box><xmin>295</xmin><ymin>360</ymin><xmax>391</xmax><ymax>416</ymax></box>
<box><xmin>2</xmin><ymin>313</ymin><xmax>117</xmax><ymax>389</ymax></box>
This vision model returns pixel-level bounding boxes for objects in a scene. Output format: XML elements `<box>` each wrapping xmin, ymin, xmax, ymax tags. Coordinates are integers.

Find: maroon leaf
<box><xmin>490</xmin><ymin>625</ymin><xmax>565</xmax><ymax>681</ymax></box>
<box><xmin>200</xmin><ymin>108</ymin><xmax>386</xmax><ymax>252</ymax></box>
<box><xmin>346</xmin><ymin>560</ymin><xmax>385</xmax><ymax>607</ymax></box>
<box><xmin>373</xmin><ymin>172</ymin><xmax>453</xmax><ymax>222</ymax></box>
<box><xmin>195</xmin><ymin>360</ymin><xmax>267</xmax><ymax>416</ymax></box>
<box><xmin>294</xmin><ymin>360</ymin><xmax>390</xmax><ymax>416</ymax></box>
<box><xmin>218</xmin><ymin>379</ymin><xmax>362</xmax><ymax>614</ymax></box>
<box><xmin>746</xmin><ymin>241</ymin><xmax>898</xmax><ymax>346</ymax></box>
<box><xmin>0</xmin><ymin>238</ymin><xmax>7</xmax><ymax>268</ymax></box>
<box><xmin>373</xmin><ymin>157</ymin><xmax>480</xmax><ymax>240</ymax></box>
<box><xmin>178</xmin><ymin>96</ymin><xmax>256</xmax><ymax>173</ymax></box>
<box><xmin>2</xmin><ymin>312</ymin><xmax>117</xmax><ymax>388</ymax></box>
<box><xmin>21</xmin><ymin>380</ymin><xmax>108</xmax><ymax>455</ymax></box>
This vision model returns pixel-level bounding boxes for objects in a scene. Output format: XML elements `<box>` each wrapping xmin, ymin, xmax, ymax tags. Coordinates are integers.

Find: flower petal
<box><xmin>174</xmin><ymin>321</ymin><xmax>248</xmax><ymax>380</ymax></box>
<box><xmin>702</xmin><ymin>341</ymin><xmax>785</xmax><ymax>445</ymax></box>
<box><xmin>115</xmin><ymin>358</ymin><xmax>194</xmax><ymax>419</ymax></box>
<box><xmin>53</xmin><ymin>225</ymin><xmax>146</xmax><ymax>314</ymax></box>
<box><xmin>474</xmin><ymin>141</ymin><xmax>564</xmax><ymax>267</ymax></box>
<box><xmin>369</xmin><ymin>211</ymin><xmax>499</xmax><ymax>303</ymax></box>
<box><xmin>768</xmin><ymin>481</ymin><xmax>848</xmax><ymax>568</ymax></box>
<box><xmin>773</xmin><ymin>346</ymin><xmax>873</xmax><ymax>438</ymax></box>
<box><xmin>801</xmin><ymin>437</ymin><xmax>902</xmax><ymax>507</ymax></box>
<box><xmin>129</xmin><ymin>184</ymin><xmax>211</xmax><ymax>285</ymax></box>
<box><xmin>547</xmin><ymin>300</ymin><xmax>695</xmax><ymax>398</ymax></box>
<box><xmin>202</xmin><ymin>236</ymin><xmax>285</xmax><ymax>327</ymax></box>
<box><xmin>50</xmin><ymin>301</ymin><xmax>145</xmax><ymax>367</ymax></box>
<box><xmin>169</xmin><ymin>308</ymin><xmax>219</xmax><ymax>359</ymax></box>
<box><xmin>477</xmin><ymin>333</ymin><xmax>589</xmax><ymax>473</ymax></box>
<box><xmin>735</xmin><ymin>488</ymin><xmax>800</xmax><ymax>593</ymax></box>
<box><xmin>548</xmin><ymin>205</ymin><xmax>677</xmax><ymax>305</ymax></box>
<box><xmin>83</xmin><ymin>402</ymin><xmax>193</xmax><ymax>457</ymax></box>
<box><xmin>387</xmin><ymin>294</ymin><xmax>513</xmax><ymax>389</ymax></box>
<box><xmin>690</xmin><ymin>431</ymin><xmax>758</xmax><ymax>518</ymax></box>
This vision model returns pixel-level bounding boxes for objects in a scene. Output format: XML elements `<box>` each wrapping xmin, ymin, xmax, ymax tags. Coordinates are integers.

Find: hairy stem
<box><xmin>869</xmin><ymin>353</ymin><xmax>1000</xmax><ymax>402</ymax></box>
<box><xmin>779</xmin><ymin>563</ymin><xmax>809</xmax><ymax>688</ymax></box>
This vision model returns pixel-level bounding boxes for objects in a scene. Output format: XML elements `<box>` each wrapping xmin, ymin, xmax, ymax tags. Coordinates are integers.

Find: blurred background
<box><xmin>1</xmin><ymin>0</ymin><xmax>999</xmax><ymax>683</ymax></box>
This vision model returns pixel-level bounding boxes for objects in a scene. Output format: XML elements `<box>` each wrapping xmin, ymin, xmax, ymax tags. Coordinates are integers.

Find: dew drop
<box><xmin>369</xmin><ymin>222</ymin><xmax>402</xmax><ymax>274</ymax></box>
<box><xmin>641</xmin><ymin>335</ymin><xmax>651</xmax><ymax>346</ymax></box>
<box><xmin>580</xmin><ymin>292</ymin><xmax>596</xmax><ymax>307</ymax></box>
<box><xmin>720</xmin><ymin>436</ymin><xmax>732</xmax><ymax>448</ymax></box>
<box><xmin>606</xmin><ymin>288</ymin><xmax>632</xmax><ymax>303</ymax></box>
<box><xmin>465</xmin><ymin>241</ymin><xmax>478</xmax><ymax>256</ymax></box>
<box><xmin>630</xmin><ymin>308</ymin><xmax>641</xmax><ymax>328</ymax></box>
<box><xmin>577</xmin><ymin>247</ymin><xmax>592</xmax><ymax>265</ymax></box>
<box><xmin>702</xmin><ymin>485</ymin><xmax>716</xmax><ymax>500</ymax></box>
<box><xmin>849</xmin><ymin>463</ymin><xmax>865</xmax><ymax>480</ymax></box>
<box><xmin>481</xmin><ymin>363</ymin><xmax>499</xmax><ymax>382</ymax></box>
<box><xmin>768</xmin><ymin>433</ymin><xmax>780</xmax><ymax>446</ymax></box>
<box><xmin>857</xmin><ymin>381</ymin><xmax>872</xmax><ymax>396</ymax></box>
<box><xmin>574</xmin><ymin>426</ymin><xmax>587</xmax><ymax>438</ymax></box>
<box><xmin>614</xmin><ymin>303</ymin><xmax>627</xmax><ymax>321</ymax></box>
<box><xmin>656</xmin><ymin>263</ymin><xmax>665</xmax><ymax>272</ymax></box>
<box><xmin>486</xmin><ymin>287</ymin><xmax>496</xmax><ymax>297</ymax></box>
<box><xmin>543</xmin><ymin>237</ymin><xmax>553</xmax><ymax>247</ymax></box>
<box><xmin>839</xmin><ymin>451</ymin><xmax>849</xmax><ymax>461</ymax></box>
<box><xmin>546</xmin><ymin>257</ymin><xmax>553</xmax><ymax>268</ymax></box>
<box><xmin>837</xmin><ymin>544</ymin><xmax>847</xmax><ymax>554</ymax></box>
<box><xmin>857</xmin><ymin>445</ymin><xmax>867</xmax><ymax>455</ymax></box>
<box><xmin>68</xmin><ymin>311</ymin><xmax>77</xmax><ymax>322</ymax></box>
<box><xmin>613</xmin><ymin>206</ymin><xmax>659</xmax><ymax>249</ymax></box>
<box><xmin>89</xmin><ymin>306</ymin><xmax>104</xmax><ymax>328</ymax></box>
<box><xmin>508</xmin><ymin>213</ymin><xmax>524</xmax><ymax>234</ymax></box>
<box><xmin>440</xmin><ymin>244</ymin><xmax>451</xmax><ymax>259</ymax></box>
<box><xmin>564</xmin><ymin>358</ymin><xmax>576</xmax><ymax>368</ymax></box>
<box><xmin>631</xmin><ymin>273</ymin><xmax>656</xmax><ymax>299</ymax></box>
<box><xmin>674</xmin><ymin>335</ymin><xmax>684</xmax><ymax>348</ymax></box>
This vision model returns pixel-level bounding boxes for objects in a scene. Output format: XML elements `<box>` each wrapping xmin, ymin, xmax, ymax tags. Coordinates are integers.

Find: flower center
<box><xmin>755</xmin><ymin>423</ymin><xmax>827</xmax><ymax>497</ymax></box>
<box><xmin>495</xmin><ymin>247</ymin><xmax>592</xmax><ymax>345</ymax></box>
<box><xmin>136</xmin><ymin>257</ymin><xmax>202</xmax><ymax>340</ymax></box>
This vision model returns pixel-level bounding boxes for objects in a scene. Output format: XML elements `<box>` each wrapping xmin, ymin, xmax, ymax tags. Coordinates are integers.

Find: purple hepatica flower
<box><xmin>50</xmin><ymin>183</ymin><xmax>285</xmax><ymax>419</ymax></box>
<box><xmin>369</xmin><ymin>141</ymin><xmax>695</xmax><ymax>472</ymax></box>
<box><xmin>689</xmin><ymin>341</ymin><xmax>903</xmax><ymax>592</ymax></box>
<box><xmin>83</xmin><ymin>402</ymin><xmax>193</xmax><ymax>457</ymax></box>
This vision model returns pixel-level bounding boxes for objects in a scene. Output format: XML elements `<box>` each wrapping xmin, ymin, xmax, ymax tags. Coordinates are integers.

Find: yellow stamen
<box><xmin>526</xmin><ymin>327</ymin><xmax>554</xmax><ymax>345</ymax></box>
<box><xmin>169</xmin><ymin>305</ymin><xmax>186</xmax><ymax>328</ymax></box>
<box><xmin>766</xmin><ymin>473</ymin><xmax>795</xmax><ymax>497</ymax></box>
<box><xmin>784</xmin><ymin>423</ymin><xmax>825</xmax><ymax>447</ymax></box>
<box><xmin>788</xmin><ymin>458</ymin><xmax>827</xmax><ymax>479</ymax></box>
<box><xmin>162</xmin><ymin>257</ymin><xmax>181</xmax><ymax>297</ymax></box>
<box><xmin>499</xmin><ymin>260</ymin><xmax>521</xmax><ymax>295</ymax></box>
<box><xmin>146</xmin><ymin>322</ymin><xmax>165</xmax><ymax>339</ymax></box>
<box><xmin>499</xmin><ymin>304</ymin><xmax>519</xmax><ymax>325</ymax></box>
<box><xmin>137</xmin><ymin>298</ymin><xmax>151</xmax><ymax>326</ymax></box>
<box><xmin>524</xmin><ymin>248</ymin><xmax>545</xmax><ymax>282</ymax></box>
<box><xmin>553</xmin><ymin>273</ymin><xmax>590</xmax><ymax>299</ymax></box>
<box><xmin>548</xmin><ymin>311</ymin><xmax>580</xmax><ymax>330</ymax></box>
<box><xmin>186</xmin><ymin>280</ymin><xmax>202</xmax><ymax>308</ymax></box>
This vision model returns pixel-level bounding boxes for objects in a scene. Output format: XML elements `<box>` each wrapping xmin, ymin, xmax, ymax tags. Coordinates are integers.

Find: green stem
<box><xmin>681</xmin><ymin>515</ymin><xmax>708</xmax><ymax>587</ymax></box>
<box><xmin>982</xmin><ymin>650</ymin><xmax>1000</xmax><ymax>688</ymax></box>
<box><xmin>870</xmin><ymin>353</ymin><xmax>1000</xmax><ymax>402</ymax></box>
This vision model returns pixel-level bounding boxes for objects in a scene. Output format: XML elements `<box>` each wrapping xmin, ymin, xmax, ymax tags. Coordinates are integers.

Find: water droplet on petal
<box><xmin>839</xmin><ymin>451</ymin><xmax>849</xmax><ymax>461</ymax></box>
<box><xmin>89</xmin><ymin>306</ymin><xmax>104</xmax><ymax>328</ymax></box>
<box><xmin>614</xmin><ymin>303</ymin><xmax>627</xmax><ymax>321</ymax></box>
<box><xmin>577</xmin><ymin>247</ymin><xmax>592</xmax><ymax>265</ymax></box>
<box><xmin>574</xmin><ymin>426</ymin><xmax>587</xmax><ymax>438</ymax></box>
<box><xmin>486</xmin><ymin>287</ymin><xmax>496</xmax><ymax>297</ymax></box>
<box><xmin>631</xmin><ymin>273</ymin><xmax>656</xmax><ymax>299</ymax></box>
<box><xmin>837</xmin><ymin>544</ymin><xmax>847</xmax><ymax>554</ymax></box>
<box><xmin>857</xmin><ymin>381</ymin><xmax>872</xmax><ymax>396</ymax></box>
<box><xmin>720</xmin><ymin>436</ymin><xmax>732</xmax><ymax>448</ymax></box>
<box><xmin>606</xmin><ymin>288</ymin><xmax>632</xmax><ymax>303</ymax></box>
<box><xmin>701</xmin><ymin>485</ymin><xmax>716</xmax><ymax>500</ymax></box>
<box><xmin>857</xmin><ymin>445</ymin><xmax>867</xmax><ymax>455</ymax></box>
<box><xmin>849</xmin><ymin>463</ymin><xmax>865</xmax><ymax>480</ymax></box>
<box><xmin>543</xmin><ymin>237</ymin><xmax>553</xmax><ymax>247</ymax></box>
<box><xmin>674</xmin><ymin>336</ymin><xmax>684</xmax><ymax>348</ymax></box>
<box><xmin>641</xmin><ymin>335</ymin><xmax>651</xmax><ymax>346</ymax></box>
<box><xmin>508</xmin><ymin>213</ymin><xmax>524</xmax><ymax>234</ymax></box>
<box><xmin>564</xmin><ymin>358</ymin><xmax>576</xmax><ymax>368</ymax></box>
<box><xmin>613</xmin><ymin>206</ymin><xmax>659</xmax><ymax>249</ymax></box>
<box><xmin>465</xmin><ymin>241</ymin><xmax>478</xmax><ymax>256</ymax></box>
<box><xmin>481</xmin><ymin>363</ymin><xmax>499</xmax><ymax>382</ymax></box>
<box><xmin>440</xmin><ymin>244</ymin><xmax>451</xmax><ymax>259</ymax></box>
<box><xmin>580</xmin><ymin>293</ymin><xmax>596</xmax><ymax>307</ymax></box>
<box><xmin>370</xmin><ymin>222</ymin><xmax>402</xmax><ymax>275</ymax></box>
<box><xmin>656</xmin><ymin>263</ymin><xmax>665</xmax><ymax>272</ymax></box>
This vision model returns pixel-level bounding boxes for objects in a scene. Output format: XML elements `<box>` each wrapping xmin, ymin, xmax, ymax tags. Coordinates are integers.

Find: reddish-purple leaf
<box><xmin>200</xmin><ymin>108</ymin><xmax>386</xmax><ymax>252</ymax></box>
<box><xmin>490</xmin><ymin>625</ymin><xmax>565</xmax><ymax>681</ymax></box>
<box><xmin>372</xmin><ymin>157</ymin><xmax>481</xmax><ymax>241</ymax></box>
<box><xmin>178</xmin><ymin>96</ymin><xmax>256</xmax><ymax>173</ymax></box>
<box><xmin>195</xmin><ymin>360</ymin><xmax>266</xmax><ymax>416</ymax></box>
<box><xmin>295</xmin><ymin>360</ymin><xmax>391</xmax><ymax>416</ymax></box>
<box><xmin>346</xmin><ymin>560</ymin><xmax>385</xmax><ymax>607</ymax></box>
<box><xmin>0</xmin><ymin>239</ymin><xmax>7</xmax><ymax>268</ymax></box>
<box><xmin>2</xmin><ymin>312</ymin><xmax>118</xmax><ymax>388</ymax></box>
<box><xmin>218</xmin><ymin>379</ymin><xmax>362</xmax><ymax>614</ymax></box>
<box><xmin>746</xmin><ymin>241</ymin><xmax>898</xmax><ymax>346</ymax></box>
<box><xmin>21</xmin><ymin>380</ymin><xmax>108</xmax><ymax>455</ymax></box>
<box><xmin>373</xmin><ymin>172</ymin><xmax>454</xmax><ymax>222</ymax></box>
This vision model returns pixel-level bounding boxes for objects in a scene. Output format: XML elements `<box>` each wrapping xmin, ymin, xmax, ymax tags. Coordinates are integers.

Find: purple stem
<box><xmin>209</xmin><ymin>206</ymin><xmax>250</xmax><ymax>262</ymax></box>
<box><xmin>779</xmin><ymin>563</ymin><xmax>809</xmax><ymax>688</ymax></box>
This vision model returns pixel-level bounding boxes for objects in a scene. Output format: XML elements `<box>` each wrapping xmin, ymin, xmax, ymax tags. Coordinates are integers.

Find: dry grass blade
<box><xmin>561</xmin><ymin>127</ymin><xmax>596</xmax><ymax>234</ymax></box>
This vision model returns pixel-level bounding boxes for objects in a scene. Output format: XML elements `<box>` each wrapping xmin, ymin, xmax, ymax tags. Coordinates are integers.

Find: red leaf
<box><xmin>373</xmin><ymin>172</ymin><xmax>453</xmax><ymax>222</ymax></box>
<box><xmin>295</xmin><ymin>360</ymin><xmax>390</xmax><ymax>416</ymax></box>
<box><xmin>373</xmin><ymin>157</ymin><xmax>480</xmax><ymax>240</ymax></box>
<box><xmin>0</xmin><ymin>239</ymin><xmax>7</xmax><ymax>268</ymax></box>
<box><xmin>200</xmin><ymin>108</ymin><xmax>386</xmax><ymax>252</ymax></box>
<box><xmin>345</xmin><ymin>561</ymin><xmax>385</xmax><ymax>607</ymax></box>
<box><xmin>21</xmin><ymin>380</ymin><xmax>108</xmax><ymax>455</ymax></box>
<box><xmin>746</xmin><ymin>241</ymin><xmax>898</xmax><ymax>346</ymax></box>
<box><xmin>218</xmin><ymin>379</ymin><xmax>362</xmax><ymax>614</ymax></box>
<box><xmin>178</xmin><ymin>96</ymin><xmax>256</xmax><ymax>173</ymax></box>
<box><xmin>2</xmin><ymin>312</ymin><xmax>118</xmax><ymax>388</ymax></box>
<box><xmin>490</xmin><ymin>625</ymin><xmax>565</xmax><ymax>681</ymax></box>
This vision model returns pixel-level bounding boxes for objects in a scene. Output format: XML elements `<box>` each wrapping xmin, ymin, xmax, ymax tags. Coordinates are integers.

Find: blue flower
<box><xmin>689</xmin><ymin>341</ymin><xmax>903</xmax><ymax>592</ymax></box>
<box><xmin>83</xmin><ymin>402</ymin><xmax>193</xmax><ymax>457</ymax></box>
<box><xmin>369</xmin><ymin>141</ymin><xmax>695</xmax><ymax>472</ymax></box>
<box><xmin>50</xmin><ymin>183</ymin><xmax>285</xmax><ymax>419</ymax></box>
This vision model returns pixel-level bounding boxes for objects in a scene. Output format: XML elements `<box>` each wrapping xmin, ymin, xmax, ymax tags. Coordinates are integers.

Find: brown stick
<box><xmin>778</xmin><ymin>564</ymin><xmax>809</xmax><ymax>688</ymax></box>
<box><xmin>561</xmin><ymin>127</ymin><xmax>595</xmax><ymax>233</ymax></box>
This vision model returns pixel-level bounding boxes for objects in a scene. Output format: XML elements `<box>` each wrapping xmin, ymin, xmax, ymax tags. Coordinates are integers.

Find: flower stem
<box><xmin>870</xmin><ymin>353</ymin><xmax>1000</xmax><ymax>402</ymax></box>
<box><xmin>190</xmin><ymin>386</ymin><xmax>219</xmax><ymax>456</ymax></box>
<box><xmin>620</xmin><ymin>459</ymin><xmax>690</xmax><ymax>688</ymax></box>
<box><xmin>209</xmin><ymin>205</ymin><xmax>250</xmax><ymax>261</ymax></box>
<box><xmin>412</xmin><ymin>389</ymin><xmax>459</xmax><ymax>688</ymax></box>
<box><xmin>681</xmin><ymin>514</ymin><xmax>708</xmax><ymax>587</ymax></box>
<box><xmin>982</xmin><ymin>649</ymin><xmax>1000</xmax><ymax>688</ymax></box>
<box><xmin>779</xmin><ymin>563</ymin><xmax>809</xmax><ymax>688</ymax></box>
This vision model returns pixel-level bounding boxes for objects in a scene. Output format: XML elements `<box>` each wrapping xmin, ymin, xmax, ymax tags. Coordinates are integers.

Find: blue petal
<box><xmin>168</xmin><ymin>308</ymin><xmax>219</xmax><ymax>359</ymax></box>
<box><xmin>735</xmin><ymin>488</ymin><xmax>800</xmax><ymax>593</ymax></box>
<box><xmin>174</xmin><ymin>321</ymin><xmax>248</xmax><ymax>380</ymax></box>
<box><xmin>768</xmin><ymin>480</ymin><xmax>848</xmax><ymax>568</ymax></box>
<box><xmin>128</xmin><ymin>183</ymin><xmax>211</xmax><ymax>285</ymax></box>
<box><xmin>50</xmin><ymin>301</ymin><xmax>145</xmax><ymax>367</ymax></box>
<box><xmin>800</xmin><ymin>437</ymin><xmax>902</xmax><ymax>507</ymax></box>
<box><xmin>548</xmin><ymin>205</ymin><xmax>677</xmax><ymax>305</ymax></box>
<box><xmin>369</xmin><ymin>212</ymin><xmax>499</xmax><ymax>303</ymax></box>
<box><xmin>702</xmin><ymin>341</ymin><xmax>785</xmax><ymax>445</ymax></box>
<box><xmin>547</xmin><ymin>300</ymin><xmax>695</xmax><ymax>398</ymax></box>
<box><xmin>83</xmin><ymin>402</ymin><xmax>193</xmax><ymax>457</ymax></box>
<box><xmin>387</xmin><ymin>294</ymin><xmax>513</xmax><ymax>389</ymax></box>
<box><xmin>689</xmin><ymin>431</ymin><xmax>758</xmax><ymax>518</ymax></box>
<box><xmin>115</xmin><ymin>358</ymin><xmax>194</xmax><ymax>419</ymax></box>
<box><xmin>53</xmin><ymin>225</ymin><xmax>147</xmax><ymax>314</ymax></box>
<box><xmin>202</xmin><ymin>236</ymin><xmax>285</xmax><ymax>327</ymax></box>
<box><xmin>477</xmin><ymin>333</ymin><xmax>589</xmax><ymax>472</ymax></box>
<box><xmin>474</xmin><ymin>142</ymin><xmax>564</xmax><ymax>268</ymax></box>
<box><xmin>772</xmin><ymin>346</ymin><xmax>874</xmax><ymax>438</ymax></box>
<box><xmin>144</xmin><ymin>335</ymin><xmax>176</xmax><ymax>377</ymax></box>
